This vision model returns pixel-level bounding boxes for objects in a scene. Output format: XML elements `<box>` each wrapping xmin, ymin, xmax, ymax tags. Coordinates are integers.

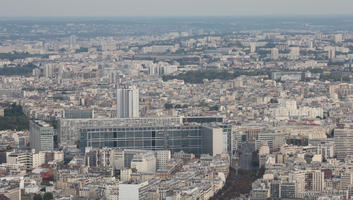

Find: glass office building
<box><xmin>79</xmin><ymin>125</ymin><xmax>202</xmax><ymax>155</ymax></box>
<box><xmin>59</xmin><ymin>117</ymin><xmax>183</xmax><ymax>146</ymax></box>
<box><xmin>59</xmin><ymin>117</ymin><xmax>224</xmax><ymax>156</ymax></box>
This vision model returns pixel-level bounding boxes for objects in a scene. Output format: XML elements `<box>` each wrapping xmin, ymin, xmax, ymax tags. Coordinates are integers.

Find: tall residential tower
<box><xmin>117</xmin><ymin>85</ymin><xmax>139</xmax><ymax>118</ymax></box>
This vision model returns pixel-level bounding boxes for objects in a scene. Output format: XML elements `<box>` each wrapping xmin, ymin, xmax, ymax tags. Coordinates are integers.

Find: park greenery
<box><xmin>164</xmin><ymin>103</ymin><xmax>188</xmax><ymax>109</ymax></box>
<box><xmin>0</xmin><ymin>63</ymin><xmax>38</xmax><ymax>76</ymax></box>
<box><xmin>164</xmin><ymin>102</ymin><xmax>219</xmax><ymax>111</ymax></box>
<box><xmin>163</xmin><ymin>68</ymin><xmax>353</xmax><ymax>84</ymax></box>
<box><xmin>33</xmin><ymin>192</ymin><xmax>54</xmax><ymax>200</ymax></box>
<box><xmin>0</xmin><ymin>52</ymin><xmax>48</xmax><ymax>61</ymax></box>
<box><xmin>162</xmin><ymin>69</ymin><xmax>269</xmax><ymax>84</ymax></box>
<box><xmin>163</xmin><ymin>70</ymin><xmax>238</xmax><ymax>84</ymax></box>
<box><xmin>0</xmin><ymin>104</ymin><xmax>29</xmax><ymax>131</ymax></box>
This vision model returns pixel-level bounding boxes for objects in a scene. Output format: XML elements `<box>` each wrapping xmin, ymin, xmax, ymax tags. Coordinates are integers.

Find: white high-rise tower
<box><xmin>250</xmin><ymin>42</ymin><xmax>256</xmax><ymax>53</ymax></box>
<box><xmin>117</xmin><ymin>85</ymin><xmax>139</xmax><ymax>118</ymax></box>
<box><xmin>328</xmin><ymin>48</ymin><xmax>336</xmax><ymax>60</ymax></box>
<box><xmin>271</xmin><ymin>48</ymin><xmax>279</xmax><ymax>60</ymax></box>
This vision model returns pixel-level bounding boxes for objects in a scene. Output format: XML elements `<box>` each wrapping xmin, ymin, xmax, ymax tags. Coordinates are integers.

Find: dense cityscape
<box><xmin>1</xmin><ymin>16</ymin><xmax>353</xmax><ymax>199</ymax></box>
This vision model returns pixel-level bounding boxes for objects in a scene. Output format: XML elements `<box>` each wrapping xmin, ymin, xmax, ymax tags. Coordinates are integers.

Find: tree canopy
<box><xmin>0</xmin><ymin>63</ymin><xmax>38</xmax><ymax>76</ymax></box>
<box><xmin>0</xmin><ymin>103</ymin><xmax>29</xmax><ymax>131</ymax></box>
<box><xmin>43</xmin><ymin>192</ymin><xmax>54</xmax><ymax>200</ymax></box>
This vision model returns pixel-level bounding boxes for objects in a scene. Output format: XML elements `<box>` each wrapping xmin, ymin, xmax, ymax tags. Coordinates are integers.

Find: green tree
<box><xmin>33</xmin><ymin>194</ymin><xmax>42</xmax><ymax>200</ymax></box>
<box><xmin>164</xmin><ymin>103</ymin><xmax>174</xmax><ymax>109</ymax></box>
<box><xmin>162</xmin><ymin>69</ymin><xmax>269</xmax><ymax>84</ymax></box>
<box><xmin>41</xmin><ymin>181</ymin><xmax>53</xmax><ymax>186</ymax></box>
<box><xmin>209</xmin><ymin>105</ymin><xmax>219</xmax><ymax>111</ymax></box>
<box><xmin>0</xmin><ymin>103</ymin><xmax>29</xmax><ymax>131</ymax></box>
<box><xmin>0</xmin><ymin>52</ymin><xmax>46</xmax><ymax>61</ymax></box>
<box><xmin>175</xmin><ymin>104</ymin><xmax>182</xmax><ymax>109</ymax></box>
<box><xmin>5</xmin><ymin>103</ymin><xmax>24</xmax><ymax>116</ymax></box>
<box><xmin>270</xmin><ymin>98</ymin><xmax>278</xmax><ymax>103</ymax></box>
<box><xmin>43</xmin><ymin>192</ymin><xmax>53</xmax><ymax>200</ymax></box>
<box><xmin>0</xmin><ymin>63</ymin><xmax>38</xmax><ymax>76</ymax></box>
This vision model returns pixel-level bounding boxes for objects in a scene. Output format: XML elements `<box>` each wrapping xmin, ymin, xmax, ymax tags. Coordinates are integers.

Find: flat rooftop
<box><xmin>32</xmin><ymin>120</ymin><xmax>51</xmax><ymax>127</ymax></box>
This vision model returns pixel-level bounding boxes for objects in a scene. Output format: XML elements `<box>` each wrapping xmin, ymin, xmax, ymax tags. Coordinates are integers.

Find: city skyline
<box><xmin>2</xmin><ymin>1</ymin><xmax>353</xmax><ymax>199</ymax></box>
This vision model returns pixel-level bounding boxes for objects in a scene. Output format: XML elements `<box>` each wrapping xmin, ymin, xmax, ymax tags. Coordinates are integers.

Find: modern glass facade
<box><xmin>59</xmin><ymin>117</ymin><xmax>183</xmax><ymax>146</ymax></box>
<box><xmin>80</xmin><ymin>125</ymin><xmax>202</xmax><ymax>155</ymax></box>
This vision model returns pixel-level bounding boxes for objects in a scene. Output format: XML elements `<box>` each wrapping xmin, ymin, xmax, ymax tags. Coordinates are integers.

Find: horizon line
<box><xmin>1</xmin><ymin>14</ymin><xmax>353</xmax><ymax>19</ymax></box>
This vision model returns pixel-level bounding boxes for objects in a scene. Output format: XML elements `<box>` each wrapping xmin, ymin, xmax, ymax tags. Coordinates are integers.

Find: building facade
<box><xmin>60</xmin><ymin>117</ymin><xmax>224</xmax><ymax>156</ymax></box>
<box><xmin>58</xmin><ymin>117</ymin><xmax>183</xmax><ymax>146</ymax></box>
<box><xmin>117</xmin><ymin>86</ymin><xmax>139</xmax><ymax>118</ymax></box>
<box><xmin>30</xmin><ymin>120</ymin><xmax>54</xmax><ymax>153</ymax></box>
<box><xmin>79</xmin><ymin>125</ymin><xmax>203</xmax><ymax>155</ymax></box>
<box><xmin>334</xmin><ymin>129</ymin><xmax>353</xmax><ymax>160</ymax></box>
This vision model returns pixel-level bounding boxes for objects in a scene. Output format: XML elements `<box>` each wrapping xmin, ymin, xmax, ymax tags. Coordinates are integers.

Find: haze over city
<box><xmin>1</xmin><ymin>0</ymin><xmax>353</xmax><ymax>17</ymax></box>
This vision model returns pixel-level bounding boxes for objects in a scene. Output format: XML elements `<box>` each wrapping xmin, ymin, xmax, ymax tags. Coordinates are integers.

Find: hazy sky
<box><xmin>1</xmin><ymin>0</ymin><xmax>353</xmax><ymax>17</ymax></box>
